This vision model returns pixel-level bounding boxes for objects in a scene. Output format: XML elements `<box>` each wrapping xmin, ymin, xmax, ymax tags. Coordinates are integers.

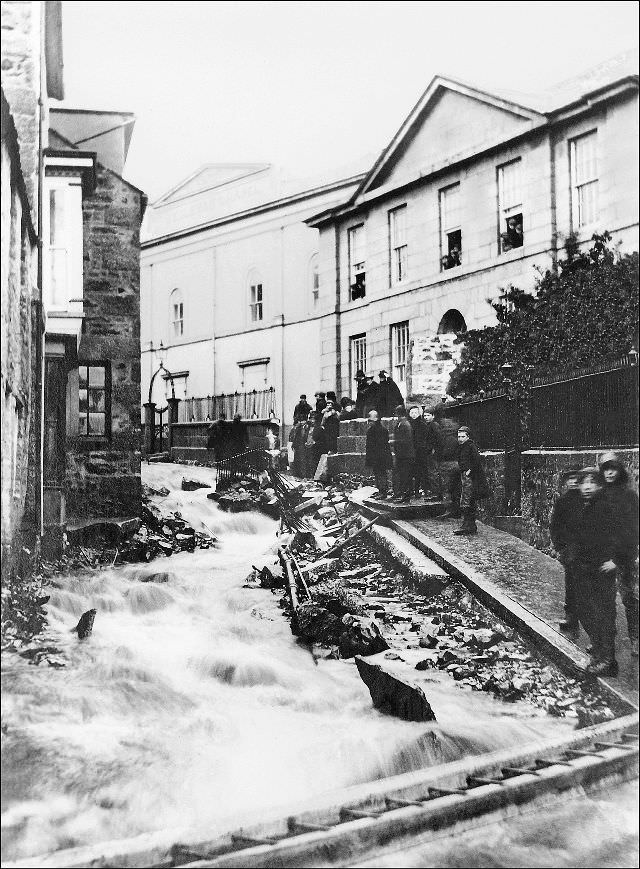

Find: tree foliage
<box><xmin>448</xmin><ymin>233</ymin><xmax>639</xmax><ymax>397</ymax></box>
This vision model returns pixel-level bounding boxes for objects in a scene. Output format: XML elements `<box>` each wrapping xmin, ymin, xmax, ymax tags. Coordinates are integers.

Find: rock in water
<box><xmin>181</xmin><ymin>478</ymin><xmax>211</xmax><ymax>491</ymax></box>
<box><xmin>355</xmin><ymin>655</ymin><xmax>436</xmax><ymax>722</ymax></box>
<box><xmin>339</xmin><ymin>614</ymin><xmax>389</xmax><ymax>658</ymax></box>
<box><xmin>73</xmin><ymin>609</ymin><xmax>96</xmax><ymax>640</ymax></box>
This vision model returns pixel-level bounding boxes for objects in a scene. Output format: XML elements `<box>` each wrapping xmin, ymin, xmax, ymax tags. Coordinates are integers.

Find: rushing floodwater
<box><xmin>0</xmin><ymin>464</ymin><xmax>632</xmax><ymax>866</ymax></box>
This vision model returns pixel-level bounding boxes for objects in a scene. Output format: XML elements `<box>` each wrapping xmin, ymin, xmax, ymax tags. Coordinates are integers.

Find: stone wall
<box><xmin>0</xmin><ymin>0</ymin><xmax>41</xmax><ymax>221</ymax></box>
<box><xmin>65</xmin><ymin>164</ymin><xmax>144</xmax><ymax>522</ymax></box>
<box><xmin>1</xmin><ymin>94</ymin><xmax>38</xmax><ymax>576</ymax></box>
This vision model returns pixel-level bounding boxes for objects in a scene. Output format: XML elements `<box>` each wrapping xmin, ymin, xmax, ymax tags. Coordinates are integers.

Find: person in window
<box><xmin>501</xmin><ymin>217</ymin><xmax>523</xmax><ymax>252</ymax></box>
<box><xmin>376</xmin><ymin>370</ymin><xmax>404</xmax><ymax>418</ymax></box>
<box><xmin>339</xmin><ymin>397</ymin><xmax>358</xmax><ymax>420</ymax></box>
<box><xmin>572</xmin><ymin>467</ymin><xmax>624</xmax><ymax>676</ymax></box>
<box><xmin>455</xmin><ymin>426</ymin><xmax>489</xmax><ymax>536</ymax></box>
<box><xmin>321</xmin><ymin>400</ymin><xmax>340</xmax><ymax>453</ymax></box>
<box><xmin>449</xmin><ymin>245</ymin><xmax>461</xmax><ymax>267</ymax></box>
<box><xmin>365</xmin><ymin>410</ymin><xmax>393</xmax><ymax>500</ymax></box>
<box><xmin>598</xmin><ymin>452</ymin><xmax>639</xmax><ymax>657</ymax></box>
<box><xmin>293</xmin><ymin>394</ymin><xmax>312</xmax><ymax>424</ymax></box>
<box><xmin>391</xmin><ymin>405</ymin><xmax>415</xmax><ymax>503</ymax></box>
<box><xmin>441</xmin><ymin>254</ymin><xmax>453</xmax><ymax>271</ymax></box>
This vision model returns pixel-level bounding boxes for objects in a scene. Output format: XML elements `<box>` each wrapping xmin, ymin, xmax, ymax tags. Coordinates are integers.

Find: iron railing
<box><xmin>443</xmin><ymin>390</ymin><xmax>513</xmax><ymax>451</ymax></box>
<box><xmin>180</xmin><ymin>388</ymin><xmax>277</xmax><ymax>423</ymax></box>
<box><xmin>213</xmin><ymin>448</ymin><xmax>271</xmax><ymax>487</ymax></box>
<box><xmin>528</xmin><ymin>354</ymin><xmax>638</xmax><ymax>449</ymax></box>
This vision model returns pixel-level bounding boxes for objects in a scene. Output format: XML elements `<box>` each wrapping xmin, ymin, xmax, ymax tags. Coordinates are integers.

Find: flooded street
<box><xmin>1</xmin><ymin>463</ymin><xmax>580</xmax><ymax>863</ymax></box>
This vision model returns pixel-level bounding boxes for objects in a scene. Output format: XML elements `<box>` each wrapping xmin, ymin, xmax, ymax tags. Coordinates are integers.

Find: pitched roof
<box><xmin>353</xmin><ymin>48</ymin><xmax>638</xmax><ymax>202</ymax></box>
<box><xmin>153</xmin><ymin>163</ymin><xmax>272</xmax><ymax>206</ymax></box>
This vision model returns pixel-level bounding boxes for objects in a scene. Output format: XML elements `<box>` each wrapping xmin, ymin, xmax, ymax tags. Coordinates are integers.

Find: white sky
<box><xmin>59</xmin><ymin>1</ymin><xmax>639</xmax><ymax>200</ymax></box>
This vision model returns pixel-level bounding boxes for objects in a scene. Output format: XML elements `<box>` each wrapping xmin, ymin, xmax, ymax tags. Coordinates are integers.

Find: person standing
<box><xmin>422</xmin><ymin>407</ymin><xmax>444</xmax><ymax>499</ymax></box>
<box><xmin>322</xmin><ymin>401</ymin><xmax>340</xmax><ymax>453</ymax></box>
<box><xmin>305</xmin><ymin>411</ymin><xmax>327</xmax><ymax>478</ymax></box>
<box><xmin>573</xmin><ymin>467</ymin><xmax>623</xmax><ymax>676</ymax></box>
<box><xmin>455</xmin><ymin>426</ymin><xmax>489</xmax><ymax>535</ymax></box>
<box><xmin>550</xmin><ymin>468</ymin><xmax>583</xmax><ymax>632</ymax></box>
<box><xmin>365</xmin><ymin>410</ymin><xmax>393</xmax><ymax>499</ymax></box>
<box><xmin>314</xmin><ymin>391</ymin><xmax>327</xmax><ymax>414</ymax></box>
<box><xmin>229</xmin><ymin>413</ymin><xmax>249</xmax><ymax>455</ymax></box>
<box><xmin>376</xmin><ymin>370</ymin><xmax>404</xmax><ymax>418</ymax></box>
<box><xmin>206</xmin><ymin>412</ymin><xmax>228</xmax><ymax>461</ymax></box>
<box><xmin>288</xmin><ymin>418</ymin><xmax>307</xmax><ymax>478</ymax></box>
<box><xmin>599</xmin><ymin>452</ymin><xmax>639</xmax><ymax>656</ymax></box>
<box><xmin>362</xmin><ymin>375</ymin><xmax>380</xmax><ymax>417</ymax></box>
<box><xmin>293</xmin><ymin>394</ymin><xmax>312</xmax><ymax>424</ymax></box>
<box><xmin>392</xmin><ymin>404</ymin><xmax>415</xmax><ymax>502</ymax></box>
<box><xmin>408</xmin><ymin>405</ymin><xmax>429</xmax><ymax>499</ymax></box>
<box><xmin>339</xmin><ymin>397</ymin><xmax>358</xmax><ymax>420</ymax></box>
<box><xmin>354</xmin><ymin>370</ymin><xmax>368</xmax><ymax>418</ymax></box>
<box><xmin>434</xmin><ymin>404</ymin><xmax>461</xmax><ymax>517</ymax></box>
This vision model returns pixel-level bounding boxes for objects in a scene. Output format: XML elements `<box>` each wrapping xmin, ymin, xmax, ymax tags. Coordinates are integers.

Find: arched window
<box><xmin>248</xmin><ymin>271</ymin><xmax>263</xmax><ymax>322</ymax></box>
<box><xmin>170</xmin><ymin>288</ymin><xmax>184</xmax><ymax>337</ymax></box>
<box><xmin>310</xmin><ymin>254</ymin><xmax>319</xmax><ymax>307</ymax></box>
<box><xmin>437</xmin><ymin>309</ymin><xmax>467</xmax><ymax>334</ymax></box>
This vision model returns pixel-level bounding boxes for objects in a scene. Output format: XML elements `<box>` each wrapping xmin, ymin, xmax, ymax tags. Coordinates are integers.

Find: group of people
<box><xmin>365</xmin><ymin>403</ymin><xmax>488</xmax><ymax>536</ymax></box>
<box><xmin>550</xmin><ymin>453</ymin><xmax>639</xmax><ymax>676</ymax></box>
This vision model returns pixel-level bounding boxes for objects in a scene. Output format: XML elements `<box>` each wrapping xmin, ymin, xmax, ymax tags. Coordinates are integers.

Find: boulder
<box><xmin>309</xmin><ymin>579</ymin><xmax>367</xmax><ymax>617</ymax></box>
<box><xmin>355</xmin><ymin>656</ymin><xmax>436</xmax><ymax>722</ymax></box>
<box><xmin>181</xmin><ymin>478</ymin><xmax>212</xmax><ymax>491</ymax></box>
<box><xmin>295</xmin><ymin>603</ymin><xmax>343</xmax><ymax>645</ymax></box>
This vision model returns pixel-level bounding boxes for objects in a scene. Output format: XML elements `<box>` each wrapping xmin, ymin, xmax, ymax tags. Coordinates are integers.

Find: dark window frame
<box><xmin>78</xmin><ymin>361</ymin><xmax>112</xmax><ymax>440</ymax></box>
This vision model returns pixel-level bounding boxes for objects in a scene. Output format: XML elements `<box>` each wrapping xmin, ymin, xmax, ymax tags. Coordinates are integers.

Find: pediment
<box><xmin>156</xmin><ymin>164</ymin><xmax>271</xmax><ymax>204</ymax></box>
<box><xmin>360</xmin><ymin>79</ymin><xmax>544</xmax><ymax>197</ymax></box>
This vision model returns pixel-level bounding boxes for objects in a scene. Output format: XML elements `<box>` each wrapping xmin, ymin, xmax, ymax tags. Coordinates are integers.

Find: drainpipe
<box><xmin>334</xmin><ymin>224</ymin><xmax>342</xmax><ymax>396</ymax></box>
<box><xmin>34</xmin><ymin>2</ymin><xmax>46</xmax><ymax>545</ymax></box>
<box><xmin>549</xmin><ymin>129</ymin><xmax>558</xmax><ymax>271</ymax></box>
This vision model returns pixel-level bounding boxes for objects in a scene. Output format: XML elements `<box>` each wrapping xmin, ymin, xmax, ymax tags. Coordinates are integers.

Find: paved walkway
<box><xmin>410</xmin><ymin>516</ymin><xmax>639</xmax><ymax>706</ymax></box>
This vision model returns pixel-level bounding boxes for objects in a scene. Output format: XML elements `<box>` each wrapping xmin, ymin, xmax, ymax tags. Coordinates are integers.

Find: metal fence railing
<box><xmin>443</xmin><ymin>390</ymin><xmax>513</xmax><ymax>451</ymax></box>
<box><xmin>528</xmin><ymin>355</ymin><xmax>638</xmax><ymax>449</ymax></box>
<box><xmin>214</xmin><ymin>448</ymin><xmax>271</xmax><ymax>487</ymax></box>
<box><xmin>180</xmin><ymin>388</ymin><xmax>277</xmax><ymax>423</ymax></box>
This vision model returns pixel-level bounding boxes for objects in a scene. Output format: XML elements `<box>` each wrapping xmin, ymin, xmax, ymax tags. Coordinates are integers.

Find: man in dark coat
<box><xmin>573</xmin><ymin>467</ymin><xmax>624</xmax><ymax>676</ymax></box>
<box><xmin>293</xmin><ymin>394</ymin><xmax>312</xmax><ymax>424</ymax></box>
<box><xmin>354</xmin><ymin>370</ymin><xmax>368</xmax><ymax>418</ymax></box>
<box><xmin>362</xmin><ymin>376</ymin><xmax>380</xmax><ymax>417</ymax></box>
<box><xmin>391</xmin><ymin>404</ymin><xmax>415</xmax><ymax>502</ymax></box>
<box><xmin>314</xmin><ymin>391</ymin><xmax>327</xmax><ymax>414</ymax></box>
<box><xmin>206</xmin><ymin>413</ymin><xmax>228</xmax><ymax>460</ymax></box>
<box><xmin>434</xmin><ymin>404</ymin><xmax>461</xmax><ymax>517</ymax></box>
<box><xmin>550</xmin><ymin>468</ymin><xmax>583</xmax><ymax>632</ymax></box>
<box><xmin>409</xmin><ymin>406</ymin><xmax>430</xmax><ymax>498</ymax></box>
<box><xmin>599</xmin><ymin>451</ymin><xmax>639</xmax><ymax>655</ymax></box>
<box><xmin>305</xmin><ymin>412</ymin><xmax>327</xmax><ymax>478</ymax></box>
<box><xmin>288</xmin><ymin>419</ymin><xmax>307</xmax><ymax>478</ymax></box>
<box><xmin>376</xmin><ymin>370</ymin><xmax>404</xmax><ymax>418</ymax></box>
<box><xmin>365</xmin><ymin>410</ymin><xmax>393</xmax><ymax>499</ymax></box>
<box><xmin>229</xmin><ymin>413</ymin><xmax>249</xmax><ymax>455</ymax></box>
<box><xmin>422</xmin><ymin>407</ymin><xmax>444</xmax><ymax>499</ymax></box>
<box><xmin>455</xmin><ymin>426</ymin><xmax>489</xmax><ymax>535</ymax></box>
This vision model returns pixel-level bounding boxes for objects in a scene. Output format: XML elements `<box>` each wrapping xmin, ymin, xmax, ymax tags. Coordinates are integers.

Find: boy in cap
<box><xmin>455</xmin><ymin>426</ymin><xmax>489</xmax><ymax>535</ymax></box>
<box><xmin>550</xmin><ymin>468</ymin><xmax>583</xmax><ymax>632</ymax></box>
<box><xmin>599</xmin><ymin>452</ymin><xmax>639</xmax><ymax>656</ymax></box>
<box><xmin>573</xmin><ymin>467</ymin><xmax>623</xmax><ymax>676</ymax></box>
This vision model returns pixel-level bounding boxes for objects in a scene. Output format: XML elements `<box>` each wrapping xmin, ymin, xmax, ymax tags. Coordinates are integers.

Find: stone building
<box><xmin>1</xmin><ymin>1</ymin><xmax>145</xmax><ymax>566</ymax></box>
<box><xmin>306</xmin><ymin>51</ymin><xmax>639</xmax><ymax>401</ymax></box>
<box><xmin>140</xmin><ymin>164</ymin><xmax>365</xmax><ymax>428</ymax></box>
<box><xmin>41</xmin><ymin>109</ymin><xmax>146</xmax><ymax>549</ymax></box>
<box><xmin>1</xmin><ymin>0</ymin><xmax>64</xmax><ymax>573</ymax></box>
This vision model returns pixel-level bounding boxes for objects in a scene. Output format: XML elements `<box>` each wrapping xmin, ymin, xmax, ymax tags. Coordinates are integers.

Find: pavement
<box><xmin>407</xmin><ymin>513</ymin><xmax>639</xmax><ymax>707</ymax></box>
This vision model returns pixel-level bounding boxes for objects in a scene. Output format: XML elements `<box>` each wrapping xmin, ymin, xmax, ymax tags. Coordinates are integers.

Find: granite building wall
<box><xmin>64</xmin><ymin>163</ymin><xmax>144</xmax><ymax>523</ymax></box>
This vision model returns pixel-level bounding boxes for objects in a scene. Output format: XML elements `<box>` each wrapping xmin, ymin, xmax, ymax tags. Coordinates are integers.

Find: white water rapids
<box><xmin>0</xmin><ymin>464</ymin><xmax>631</xmax><ymax>866</ymax></box>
